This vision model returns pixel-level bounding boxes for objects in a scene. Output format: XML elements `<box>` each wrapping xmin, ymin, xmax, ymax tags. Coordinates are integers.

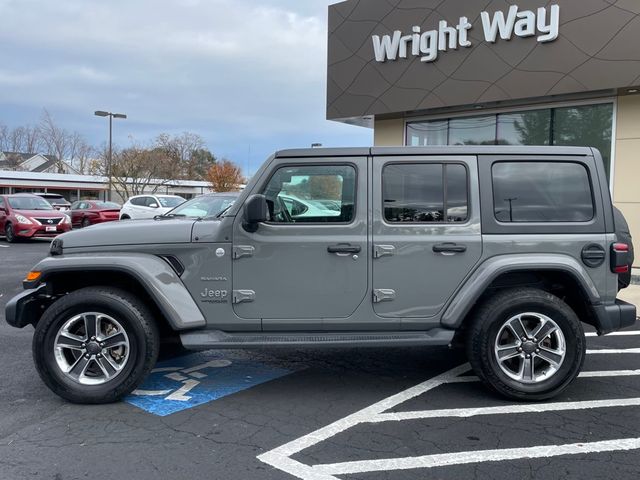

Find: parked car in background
<box><xmin>0</xmin><ymin>193</ymin><xmax>71</xmax><ymax>242</ymax></box>
<box><xmin>35</xmin><ymin>193</ymin><xmax>72</xmax><ymax>211</ymax></box>
<box><xmin>159</xmin><ymin>192</ymin><xmax>239</xmax><ymax>219</ymax></box>
<box><xmin>119</xmin><ymin>195</ymin><xmax>185</xmax><ymax>220</ymax></box>
<box><xmin>70</xmin><ymin>200</ymin><xmax>121</xmax><ymax>228</ymax></box>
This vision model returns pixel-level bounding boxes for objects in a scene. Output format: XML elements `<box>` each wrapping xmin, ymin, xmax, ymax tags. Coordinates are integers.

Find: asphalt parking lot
<box><xmin>1</xmin><ymin>239</ymin><xmax>640</xmax><ymax>480</ymax></box>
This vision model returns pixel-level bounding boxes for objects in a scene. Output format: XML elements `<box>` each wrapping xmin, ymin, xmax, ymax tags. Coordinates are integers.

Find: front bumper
<box><xmin>593</xmin><ymin>299</ymin><xmax>637</xmax><ymax>335</ymax></box>
<box><xmin>15</xmin><ymin>223</ymin><xmax>71</xmax><ymax>238</ymax></box>
<box><xmin>5</xmin><ymin>285</ymin><xmax>50</xmax><ymax>328</ymax></box>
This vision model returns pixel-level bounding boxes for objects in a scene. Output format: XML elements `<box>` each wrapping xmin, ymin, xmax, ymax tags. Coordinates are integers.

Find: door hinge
<box><xmin>233</xmin><ymin>245</ymin><xmax>255</xmax><ymax>260</ymax></box>
<box><xmin>374</xmin><ymin>245</ymin><xmax>396</xmax><ymax>259</ymax></box>
<box><xmin>373</xmin><ymin>289</ymin><xmax>396</xmax><ymax>303</ymax></box>
<box><xmin>233</xmin><ymin>290</ymin><xmax>256</xmax><ymax>304</ymax></box>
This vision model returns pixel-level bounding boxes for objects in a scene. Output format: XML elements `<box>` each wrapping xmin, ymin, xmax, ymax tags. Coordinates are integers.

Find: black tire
<box><xmin>33</xmin><ymin>287</ymin><xmax>159</xmax><ymax>404</ymax></box>
<box><xmin>120</xmin><ymin>215</ymin><xmax>130</xmax><ymax>220</ymax></box>
<box><xmin>466</xmin><ymin>288</ymin><xmax>586</xmax><ymax>401</ymax></box>
<box><xmin>5</xmin><ymin>223</ymin><xmax>17</xmax><ymax>243</ymax></box>
<box><xmin>81</xmin><ymin>217</ymin><xmax>91</xmax><ymax>228</ymax></box>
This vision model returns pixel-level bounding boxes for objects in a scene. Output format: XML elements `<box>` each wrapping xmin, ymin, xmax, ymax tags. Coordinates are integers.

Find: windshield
<box><xmin>167</xmin><ymin>195</ymin><xmax>237</xmax><ymax>218</ymax></box>
<box><xmin>8</xmin><ymin>196</ymin><xmax>54</xmax><ymax>210</ymax></box>
<box><xmin>158</xmin><ymin>196</ymin><xmax>185</xmax><ymax>208</ymax></box>
<box><xmin>93</xmin><ymin>201</ymin><xmax>121</xmax><ymax>209</ymax></box>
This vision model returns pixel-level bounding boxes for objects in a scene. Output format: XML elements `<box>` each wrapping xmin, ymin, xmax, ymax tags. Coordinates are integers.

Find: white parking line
<box><xmin>586</xmin><ymin>331</ymin><xmax>640</xmax><ymax>337</ymax></box>
<box><xmin>587</xmin><ymin>348</ymin><xmax>640</xmax><ymax>354</ymax></box>
<box><xmin>258</xmin><ymin>364</ymin><xmax>471</xmax><ymax>480</ymax></box>
<box><xmin>258</xmin><ymin>358</ymin><xmax>640</xmax><ymax>479</ymax></box>
<box><xmin>0</xmin><ymin>244</ymin><xmax>8</xmax><ymax>248</ymax></box>
<box><xmin>313</xmin><ymin>438</ymin><xmax>640</xmax><ymax>476</ymax></box>
<box><xmin>371</xmin><ymin>397</ymin><xmax>640</xmax><ymax>423</ymax></box>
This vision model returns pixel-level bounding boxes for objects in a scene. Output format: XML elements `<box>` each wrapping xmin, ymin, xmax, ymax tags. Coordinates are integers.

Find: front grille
<box><xmin>35</xmin><ymin>218</ymin><xmax>62</xmax><ymax>225</ymax></box>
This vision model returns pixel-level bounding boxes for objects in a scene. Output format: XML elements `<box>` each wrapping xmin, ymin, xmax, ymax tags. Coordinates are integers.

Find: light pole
<box><xmin>95</xmin><ymin>111</ymin><xmax>127</xmax><ymax>201</ymax></box>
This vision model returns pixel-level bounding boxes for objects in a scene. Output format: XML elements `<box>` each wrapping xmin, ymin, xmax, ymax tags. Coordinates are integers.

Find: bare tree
<box><xmin>2</xmin><ymin>152</ymin><xmax>25</xmax><ymax>170</ymax></box>
<box><xmin>23</xmin><ymin>125</ymin><xmax>43</xmax><ymax>153</ymax></box>
<box><xmin>0</xmin><ymin>123</ymin><xmax>9</xmax><ymax>151</ymax></box>
<box><xmin>108</xmin><ymin>143</ymin><xmax>175</xmax><ymax>199</ymax></box>
<box><xmin>39</xmin><ymin>109</ymin><xmax>73</xmax><ymax>173</ymax></box>
<box><xmin>68</xmin><ymin>132</ymin><xmax>94</xmax><ymax>174</ymax></box>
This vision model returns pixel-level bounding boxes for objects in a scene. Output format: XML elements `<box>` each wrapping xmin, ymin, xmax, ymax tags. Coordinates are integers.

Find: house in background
<box><xmin>0</xmin><ymin>151</ymin><xmax>78</xmax><ymax>174</ymax></box>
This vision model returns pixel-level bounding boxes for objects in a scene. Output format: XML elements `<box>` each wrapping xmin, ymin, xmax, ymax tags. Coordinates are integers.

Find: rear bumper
<box><xmin>593</xmin><ymin>299</ymin><xmax>637</xmax><ymax>335</ymax></box>
<box><xmin>5</xmin><ymin>285</ymin><xmax>50</xmax><ymax>328</ymax></box>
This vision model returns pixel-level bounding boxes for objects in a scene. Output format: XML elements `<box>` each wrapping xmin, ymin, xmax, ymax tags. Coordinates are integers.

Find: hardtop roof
<box><xmin>275</xmin><ymin>146</ymin><xmax>594</xmax><ymax>158</ymax></box>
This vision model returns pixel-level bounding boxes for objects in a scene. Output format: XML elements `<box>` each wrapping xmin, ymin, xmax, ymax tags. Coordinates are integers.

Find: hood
<box><xmin>16</xmin><ymin>209</ymin><xmax>67</xmax><ymax>217</ymax></box>
<box><xmin>60</xmin><ymin>218</ymin><xmax>197</xmax><ymax>249</ymax></box>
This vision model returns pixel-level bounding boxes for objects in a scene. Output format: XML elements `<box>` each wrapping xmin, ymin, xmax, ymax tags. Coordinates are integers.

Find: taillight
<box><xmin>611</xmin><ymin>243</ymin><xmax>630</xmax><ymax>274</ymax></box>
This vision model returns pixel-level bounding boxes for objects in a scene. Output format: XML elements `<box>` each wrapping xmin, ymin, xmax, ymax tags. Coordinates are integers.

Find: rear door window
<box><xmin>382</xmin><ymin>163</ymin><xmax>469</xmax><ymax>223</ymax></box>
<box><xmin>492</xmin><ymin>162</ymin><xmax>594</xmax><ymax>223</ymax></box>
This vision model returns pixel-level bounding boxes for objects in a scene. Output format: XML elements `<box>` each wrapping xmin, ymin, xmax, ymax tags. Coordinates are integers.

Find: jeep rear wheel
<box><xmin>467</xmin><ymin>288</ymin><xmax>586</xmax><ymax>401</ymax></box>
<box><xmin>33</xmin><ymin>287</ymin><xmax>159</xmax><ymax>404</ymax></box>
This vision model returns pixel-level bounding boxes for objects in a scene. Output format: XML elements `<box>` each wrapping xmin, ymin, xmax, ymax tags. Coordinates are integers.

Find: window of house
<box><xmin>261</xmin><ymin>165</ymin><xmax>356</xmax><ymax>224</ymax></box>
<box><xmin>383</xmin><ymin>163</ymin><xmax>469</xmax><ymax>223</ymax></box>
<box><xmin>492</xmin><ymin>162</ymin><xmax>594</xmax><ymax>223</ymax></box>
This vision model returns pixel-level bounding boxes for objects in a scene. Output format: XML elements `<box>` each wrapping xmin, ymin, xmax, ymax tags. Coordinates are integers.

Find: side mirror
<box><xmin>149</xmin><ymin>203</ymin><xmax>159</xmax><ymax>208</ymax></box>
<box><xmin>243</xmin><ymin>194</ymin><xmax>268</xmax><ymax>232</ymax></box>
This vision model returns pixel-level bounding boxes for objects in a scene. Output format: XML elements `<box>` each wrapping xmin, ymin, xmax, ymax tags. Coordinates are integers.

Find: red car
<box><xmin>0</xmin><ymin>193</ymin><xmax>72</xmax><ymax>243</ymax></box>
<box><xmin>70</xmin><ymin>200</ymin><xmax>121</xmax><ymax>228</ymax></box>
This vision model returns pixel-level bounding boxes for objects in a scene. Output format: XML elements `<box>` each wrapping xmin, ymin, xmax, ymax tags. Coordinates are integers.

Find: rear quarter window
<box><xmin>492</xmin><ymin>162</ymin><xmax>594</xmax><ymax>223</ymax></box>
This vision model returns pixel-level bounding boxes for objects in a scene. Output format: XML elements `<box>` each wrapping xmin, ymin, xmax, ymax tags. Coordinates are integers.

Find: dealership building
<box><xmin>328</xmin><ymin>0</ymin><xmax>640</xmax><ymax>252</ymax></box>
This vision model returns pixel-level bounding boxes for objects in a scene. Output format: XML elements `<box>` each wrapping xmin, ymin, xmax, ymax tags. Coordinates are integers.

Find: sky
<box><xmin>0</xmin><ymin>0</ymin><xmax>372</xmax><ymax>176</ymax></box>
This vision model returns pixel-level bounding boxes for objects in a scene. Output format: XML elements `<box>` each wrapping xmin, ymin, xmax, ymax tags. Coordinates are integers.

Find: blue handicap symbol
<box><xmin>124</xmin><ymin>352</ymin><xmax>292</xmax><ymax>416</ymax></box>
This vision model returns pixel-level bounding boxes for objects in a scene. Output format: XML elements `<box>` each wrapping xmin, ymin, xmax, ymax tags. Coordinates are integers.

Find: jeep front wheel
<box><xmin>33</xmin><ymin>287</ymin><xmax>159</xmax><ymax>404</ymax></box>
<box><xmin>467</xmin><ymin>288</ymin><xmax>586</xmax><ymax>401</ymax></box>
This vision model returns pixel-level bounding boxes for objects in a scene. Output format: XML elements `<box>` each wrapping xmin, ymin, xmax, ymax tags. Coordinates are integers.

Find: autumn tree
<box><xmin>206</xmin><ymin>159</ymin><xmax>245</xmax><ymax>192</ymax></box>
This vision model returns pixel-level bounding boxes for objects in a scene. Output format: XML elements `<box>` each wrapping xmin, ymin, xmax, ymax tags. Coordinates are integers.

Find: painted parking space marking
<box><xmin>587</xmin><ymin>348</ymin><xmax>640</xmax><ymax>354</ymax></box>
<box><xmin>259</xmin><ymin>338</ymin><xmax>640</xmax><ymax>480</ymax></box>
<box><xmin>371</xmin><ymin>397</ymin><xmax>640</xmax><ymax>423</ymax></box>
<box><xmin>125</xmin><ymin>352</ymin><xmax>292</xmax><ymax>416</ymax></box>
<box><xmin>586</xmin><ymin>331</ymin><xmax>640</xmax><ymax>337</ymax></box>
<box><xmin>313</xmin><ymin>438</ymin><xmax>640</xmax><ymax>476</ymax></box>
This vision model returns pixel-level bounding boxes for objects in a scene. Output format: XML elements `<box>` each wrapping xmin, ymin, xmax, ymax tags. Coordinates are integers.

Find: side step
<box><xmin>179</xmin><ymin>329</ymin><xmax>455</xmax><ymax>350</ymax></box>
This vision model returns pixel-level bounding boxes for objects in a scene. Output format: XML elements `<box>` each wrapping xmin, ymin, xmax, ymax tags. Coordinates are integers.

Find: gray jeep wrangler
<box><xmin>5</xmin><ymin>146</ymin><xmax>637</xmax><ymax>404</ymax></box>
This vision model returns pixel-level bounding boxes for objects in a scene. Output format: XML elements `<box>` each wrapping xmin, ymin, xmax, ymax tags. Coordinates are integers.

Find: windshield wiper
<box><xmin>155</xmin><ymin>213</ymin><xmax>187</xmax><ymax>221</ymax></box>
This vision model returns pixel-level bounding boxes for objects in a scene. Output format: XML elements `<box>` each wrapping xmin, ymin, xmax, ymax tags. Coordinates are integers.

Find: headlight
<box><xmin>61</xmin><ymin>215</ymin><xmax>71</xmax><ymax>225</ymax></box>
<box><xmin>15</xmin><ymin>214</ymin><xmax>33</xmax><ymax>224</ymax></box>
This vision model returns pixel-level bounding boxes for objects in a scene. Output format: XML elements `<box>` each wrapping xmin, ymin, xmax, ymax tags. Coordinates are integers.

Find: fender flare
<box><xmin>26</xmin><ymin>253</ymin><xmax>206</xmax><ymax>330</ymax></box>
<box><xmin>441</xmin><ymin>254</ymin><xmax>601</xmax><ymax>329</ymax></box>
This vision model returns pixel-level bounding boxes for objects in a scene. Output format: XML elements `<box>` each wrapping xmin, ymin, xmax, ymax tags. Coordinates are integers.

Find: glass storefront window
<box><xmin>497</xmin><ymin>110</ymin><xmax>551</xmax><ymax>146</ymax></box>
<box><xmin>406</xmin><ymin>103</ymin><xmax>614</xmax><ymax>179</ymax></box>
<box><xmin>407</xmin><ymin>120</ymin><xmax>448</xmax><ymax>146</ymax></box>
<box><xmin>448</xmin><ymin>115</ymin><xmax>496</xmax><ymax>146</ymax></box>
<box><xmin>553</xmin><ymin>104</ymin><xmax>614</xmax><ymax>178</ymax></box>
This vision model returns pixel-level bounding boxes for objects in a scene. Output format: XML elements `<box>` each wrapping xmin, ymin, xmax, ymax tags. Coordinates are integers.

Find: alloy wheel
<box><xmin>53</xmin><ymin>312</ymin><xmax>130</xmax><ymax>385</ymax></box>
<box><xmin>494</xmin><ymin>312</ymin><xmax>566</xmax><ymax>384</ymax></box>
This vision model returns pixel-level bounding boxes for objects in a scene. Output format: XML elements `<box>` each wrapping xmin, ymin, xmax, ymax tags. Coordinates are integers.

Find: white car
<box><xmin>119</xmin><ymin>194</ymin><xmax>186</xmax><ymax>220</ymax></box>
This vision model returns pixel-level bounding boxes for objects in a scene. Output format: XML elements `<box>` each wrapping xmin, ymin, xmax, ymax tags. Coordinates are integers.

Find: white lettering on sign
<box><xmin>372</xmin><ymin>5</ymin><xmax>560</xmax><ymax>64</ymax></box>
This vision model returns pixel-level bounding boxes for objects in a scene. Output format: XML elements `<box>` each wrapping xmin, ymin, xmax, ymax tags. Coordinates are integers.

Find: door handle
<box><xmin>328</xmin><ymin>244</ymin><xmax>362</xmax><ymax>254</ymax></box>
<box><xmin>433</xmin><ymin>243</ymin><xmax>467</xmax><ymax>254</ymax></box>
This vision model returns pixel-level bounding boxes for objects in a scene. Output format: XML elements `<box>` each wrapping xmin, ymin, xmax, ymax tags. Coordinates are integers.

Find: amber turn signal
<box><xmin>25</xmin><ymin>271</ymin><xmax>42</xmax><ymax>282</ymax></box>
